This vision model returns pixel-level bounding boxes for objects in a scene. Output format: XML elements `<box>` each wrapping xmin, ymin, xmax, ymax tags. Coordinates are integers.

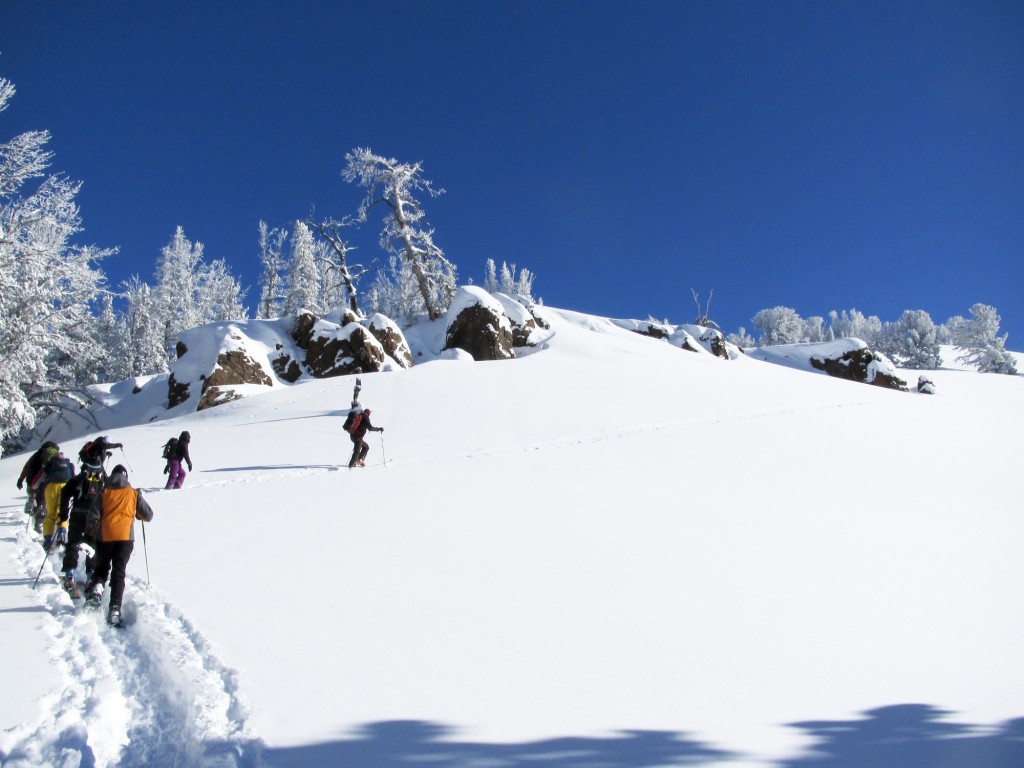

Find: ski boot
<box><xmin>107</xmin><ymin>606</ymin><xmax>123</xmax><ymax>628</ymax></box>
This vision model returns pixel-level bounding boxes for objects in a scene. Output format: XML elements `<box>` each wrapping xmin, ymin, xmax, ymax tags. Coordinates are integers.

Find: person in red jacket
<box><xmin>83</xmin><ymin>465</ymin><xmax>154</xmax><ymax>627</ymax></box>
<box><xmin>344</xmin><ymin>404</ymin><xmax>383</xmax><ymax>468</ymax></box>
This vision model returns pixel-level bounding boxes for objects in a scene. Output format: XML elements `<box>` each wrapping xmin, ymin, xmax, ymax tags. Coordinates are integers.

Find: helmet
<box><xmin>111</xmin><ymin>464</ymin><xmax>128</xmax><ymax>478</ymax></box>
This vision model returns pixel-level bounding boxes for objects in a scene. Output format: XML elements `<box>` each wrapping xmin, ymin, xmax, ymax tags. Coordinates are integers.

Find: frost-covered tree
<box><xmin>200</xmin><ymin>258</ymin><xmax>247</xmax><ymax>322</ymax></box>
<box><xmin>310</xmin><ymin>216</ymin><xmax>365</xmax><ymax>315</ymax></box>
<box><xmin>154</xmin><ymin>226</ymin><xmax>205</xmax><ymax>355</ymax></box>
<box><xmin>0</xmin><ymin>76</ymin><xmax>112</xmax><ymax>449</ymax></box>
<box><xmin>121</xmin><ymin>276</ymin><xmax>167</xmax><ymax>376</ymax></box>
<box><xmin>284</xmin><ymin>221</ymin><xmax>321</xmax><ymax>314</ymax></box>
<box><xmin>343</xmin><ymin>148</ymin><xmax>456</xmax><ymax>320</ymax></box>
<box><xmin>153</xmin><ymin>227</ymin><xmax>245</xmax><ymax>357</ymax></box>
<box><xmin>951</xmin><ymin>304</ymin><xmax>1017</xmax><ymax>374</ymax></box>
<box><xmin>803</xmin><ymin>316</ymin><xmax>827</xmax><ymax>343</ymax></box>
<box><xmin>876</xmin><ymin>310</ymin><xmax>942</xmax><ymax>369</ymax></box>
<box><xmin>752</xmin><ymin>306</ymin><xmax>805</xmax><ymax>346</ymax></box>
<box><xmin>256</xmin><ymin>220</ymin><xmax>288</xmax><ymax>319</ymax></box>
<box><xmin>364</xmin><ymin>254</ymin><xmax>426</xmax><ymax>323</ymax></box>
<box><xmin>727</xmin><ymin>327</ymin><xmax>757</xmax><ymax>348</ymax></box>
<box><xmin>827</xmin><ymin>309</ymin><xmax>883</xmax><ymax>344</ymax></box>
<box><xmin>484</xmin><ymin>259</ymin><xmax>537</xmax><ymax>301</ymax></box>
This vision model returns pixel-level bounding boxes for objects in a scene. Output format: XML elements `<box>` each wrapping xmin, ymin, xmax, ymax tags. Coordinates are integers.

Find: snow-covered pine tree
<box><xmin>827</xmin><ymin>309</ymin><xmax>883</xmax><ymax>344</ymax></box>
<box><xmin>154</xmin><ymin>226</ymin><xmax>206</xmax><ymax>357</ymax></box>
<box><xmin>343</xmin><ymin>148</ymin><xmax>456</xmax><ymax>320</ymax></box>
<box><xmin>284</xmin><ymin>221</ymin><xmax>321</xmax><ymax>315</ymax></box>
<box><xmin>877</xmin><ymin>310</ymin><xmax>942</xmax><ymax>369</ymax></box>
<box><xmin>727</xmin><ymin>327</ymin><xmax>757</xmax><ymax>348</ymax></box>
<box><xmin>199</xmin><ymin>258</ymin><xmax>247</xmax><ymax>322</ymax></box>
<box><xmin>752</xmin><ymin>306</ymin><xmax>805</xmax><ymax>346</ymax></box>
<box><xmin>0</xmin><ymin>76</ymin><xmax>112</xmax><ymax>450</ymax></box>
<box><xmin>951</xmin><ymin>304</ymin><xmax>1017</xmax><ymax>374</ymax></box>
<box><xmin>256</xmin><ymin>220</ymin><xmax>288</xmax><ymax>319</ymax></box>
<box><xmin>121</xmin><ymin>276</ymin><xmax>167</xmax><ymax>376</ymax></box>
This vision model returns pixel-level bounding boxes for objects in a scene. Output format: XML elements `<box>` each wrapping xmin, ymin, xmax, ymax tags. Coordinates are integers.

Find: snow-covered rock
<box><xmin>443</xmin><ymin>285</ymin><xmax>515</xmax><ymax>361</ymax></box>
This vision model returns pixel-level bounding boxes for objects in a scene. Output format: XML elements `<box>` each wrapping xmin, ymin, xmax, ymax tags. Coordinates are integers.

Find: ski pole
<box><xmin>379</xmin><ymin>431</ymin><xmax>387</xmax><ymax>467</ymax></box>
<box><xmin>118</xmin><ymin>446</ymin><xmax>134</xmax><ymax>474</ymax></box>
<box><xmin>141</xmin><ymin>520</ymin><xmax>151</xmax><ymax>587</ymax></box>
<box><xmin>32</xmin><ymin>539</ymin><xmax>54</xmax><ymax>590</ymax></box>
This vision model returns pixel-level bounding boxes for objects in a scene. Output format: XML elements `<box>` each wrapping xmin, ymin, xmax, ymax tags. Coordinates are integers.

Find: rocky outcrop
<box><xmin>444</xmin><ymin>286</ymin><xmax>515</xmax><ymax>361</ymax></box>
<box><xmin>196</xmin><ymin>349</ymin><xmax>273</xmax><ymax>411</ymax></box>
<box><xmin>810</xmin><ymin>345</ymin><xmax>908</xmax><ymax>391</ymax></box>
<box><xmin>367</xmin><ymin>313</ymin><xmax>414</xmax><ymax>368</ymax></box>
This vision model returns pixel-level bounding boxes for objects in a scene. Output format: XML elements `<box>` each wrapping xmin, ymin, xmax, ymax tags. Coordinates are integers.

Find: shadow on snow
<box><xmin>256</xmin><ymin>706</ymin><xmax>1024</xmax><ymax>768</ymax></box>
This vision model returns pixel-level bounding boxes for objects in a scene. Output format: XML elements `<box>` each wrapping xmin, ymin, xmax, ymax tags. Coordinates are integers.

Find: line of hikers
<box><xmin>16</xmin><ymin>435</ymin><xmax>167</xmax><ymax>627</ymax></box>
<box><xmin>16</xmin><ymin>392</ymin><xmax>382</xmax><ymax>623</ymax></box>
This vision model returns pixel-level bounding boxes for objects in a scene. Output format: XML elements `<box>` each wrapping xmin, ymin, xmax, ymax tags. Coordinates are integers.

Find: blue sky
<box><xmin>4</xmin><ymin>0</ymin><xmax>1022</xmax><ymax>345</ymax></box>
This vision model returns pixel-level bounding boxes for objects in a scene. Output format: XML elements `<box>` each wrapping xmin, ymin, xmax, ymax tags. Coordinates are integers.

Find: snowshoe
<box><xmin>62</xmin><ymin>574</ymin><xmax>81</xmax><ymax>600</ymax></box>
<box><xmin>83</xmin><ymin>582</ymin><xmax>103</xmax><ymax>609</ymax></box>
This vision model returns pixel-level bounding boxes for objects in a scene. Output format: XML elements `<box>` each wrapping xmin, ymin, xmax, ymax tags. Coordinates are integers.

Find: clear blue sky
<box><xmin>4</xmin><ymin>0</ymin><xmax>1022</xmax><ymax>345</ymax></box>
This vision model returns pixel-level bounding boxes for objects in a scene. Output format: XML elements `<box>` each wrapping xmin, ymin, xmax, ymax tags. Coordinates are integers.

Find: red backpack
<box><xmin>343</xmin><ymin>411</ymin><xmax>363</xmax><ymax>435</ymax></box>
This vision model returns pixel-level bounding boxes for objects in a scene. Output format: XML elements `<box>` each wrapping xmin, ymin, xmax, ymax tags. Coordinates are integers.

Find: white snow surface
<box><xmin>2</xmin><ymin>306</ymin><xmax>1022</xmax><ymax>767</ymax></box>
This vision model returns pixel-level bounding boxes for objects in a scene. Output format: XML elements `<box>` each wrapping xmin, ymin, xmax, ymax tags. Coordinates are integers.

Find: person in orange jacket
<box><xmin>83</xmin><ymin>464</ymin><xmax>154</xmax><ymax>627</ymax></box>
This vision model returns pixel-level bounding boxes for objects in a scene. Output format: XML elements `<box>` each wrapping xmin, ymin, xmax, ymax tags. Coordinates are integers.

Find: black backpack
<box><xmin>45</xmin><ymin>456</ymin><xmax>75</xmax><ymax>484</ymax></box>
<box><xmin>162</xmin><ymin>437</ymin><xmax>179</xmax><ymax>460</ymax></box>
<box><xmin>76</xmin><ymin>467</ymin><xmax>104</xmax><ymax>508</ymax></box>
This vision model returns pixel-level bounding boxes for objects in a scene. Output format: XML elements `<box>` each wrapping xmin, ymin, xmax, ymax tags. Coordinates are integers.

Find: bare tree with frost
<box><xmin>343</xmin><ymin>148</ymin><xmax>456</xmax><ymax>320</ymax></box>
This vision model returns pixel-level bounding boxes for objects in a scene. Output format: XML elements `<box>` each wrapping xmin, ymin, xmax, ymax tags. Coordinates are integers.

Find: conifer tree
<box><xmin>0</xmin><ymin>76</ymin><xmax>111</xmax><ymax>449</ymax></box>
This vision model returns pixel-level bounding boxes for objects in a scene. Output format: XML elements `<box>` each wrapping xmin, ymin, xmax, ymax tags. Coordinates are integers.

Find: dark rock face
<box><xmin>271</xmin><ymin>344</ymin><xmax>302</xmax><ymax>383</ymax></box>
<box><xmin>167</xmin><ymin>374</ymin><xmax>190</xmax><ymax>409</ymax></box>
<box><xmin>810</xmin><ymin>347</ymin><xmax>908</xmax><ymax>391</ymax></box>
<box><xmin>367</xmin><ymin>316</ymin><xmax>414</xmax><ymax>368</ymax></box>
<box><xmin>634</xmin><ymin>324</ymin><xmax>670</xmax><ymax>340</ymax></box>
<box><xmin>304</xmin><ymin>323</ymin><xmax>384</xmax><ymax>377</ymax></box>
<box><xmin>444</xmin><ymin>303</ymin><xmax>515</xmax><ymax>361</ymax></box>
<box><xmin>196</xmin><ymin>350</ymin><xmax>273</xmax><ymax>411</ymax></box>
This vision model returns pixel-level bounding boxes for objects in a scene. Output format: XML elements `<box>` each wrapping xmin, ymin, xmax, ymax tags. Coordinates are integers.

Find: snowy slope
<box><xmin>2</xmin><ymin>306</ymin><xmax>1022</xmax><ymax>768</ymax></box>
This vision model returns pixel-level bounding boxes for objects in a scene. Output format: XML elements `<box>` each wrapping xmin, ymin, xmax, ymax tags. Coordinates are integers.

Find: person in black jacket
<box><xmin>57</xmin><ymin>461</ymin><xmax>105</xmax><ymax>598</ymax></box>
<box><xmin>165</xmin><ymin>431</ymin><xmax>193</xmax><ymax>489</ymax></box>
<box><xmin>346</xmin><ymin>407</ymin><xmax>383</xmax><ymax>468</ymax></box>
<box><xmin>78</xmin><ymin>436</ymin><xmax>124</xmax><ymax>474</ymax></box>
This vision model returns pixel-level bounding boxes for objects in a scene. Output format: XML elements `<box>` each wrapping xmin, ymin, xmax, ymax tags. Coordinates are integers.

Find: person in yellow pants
<box><xmin>40</xmin><ymin>453</ymin><xmax>75</xmax><ymax>550</ymax></box>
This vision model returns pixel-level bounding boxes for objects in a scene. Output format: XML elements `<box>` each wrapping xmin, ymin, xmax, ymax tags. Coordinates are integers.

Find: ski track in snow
<box><xmin>3</xmin><ymin>505</ymin><xmax>261</xmax><ymax>768</ymax></box>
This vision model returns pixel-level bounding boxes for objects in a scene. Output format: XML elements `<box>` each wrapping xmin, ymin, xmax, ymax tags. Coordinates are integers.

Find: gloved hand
<box><xmin>187</xmin><ymin>462</ymin><xmax>193</xmax><ymax>472</ymax></box>
<box><xmin>163</xmin><ymin>464</ymin><xmax>169</xmax><ymax>475</ymax></box>
<box><xmin>17</xmin><ymin>479</ymin><xmax>23</xmax><ymax>490</ymax></box>
<box><xmin>53</xmin><ymin>527</ymin><xmax>67</xmax><ymax>546</ymax></box>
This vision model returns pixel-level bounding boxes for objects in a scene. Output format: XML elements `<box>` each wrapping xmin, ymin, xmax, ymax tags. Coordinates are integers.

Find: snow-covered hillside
<box><xmin>2</xmin><ymin>305</ymin><xmax>1022</xmax><ymax>768</ymax></box>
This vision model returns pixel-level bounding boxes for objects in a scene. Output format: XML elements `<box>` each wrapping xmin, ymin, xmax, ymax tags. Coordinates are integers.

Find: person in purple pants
<box><xmin>162</xmin><ymin>431</ymin><xmax>193</xmax><ymax>489</ymax></box>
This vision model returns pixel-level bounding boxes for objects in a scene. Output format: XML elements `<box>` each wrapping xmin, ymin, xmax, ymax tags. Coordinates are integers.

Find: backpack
<box><xmin>343</xmin><ymin>411</ymin><xmax>363</xmax><ymax>435</ymax></box>
<box><xmin>76</xmin><ymin>468</ymin><xmax>104</xmax><ymax>508</ymax></box>
<box><xmin>45</xmin><ymin>456</ymin><xmax>74</xmax><ymax>484</ymax></box>
<box><xmin>79</xmin><ymin>440</ymin><xmax>97</xmax><ymax>464</ymax></box>
<box><xmin>162</xmin><ymin>437</ymin><xmax>179</xmax><ymax>460</ymax></box>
